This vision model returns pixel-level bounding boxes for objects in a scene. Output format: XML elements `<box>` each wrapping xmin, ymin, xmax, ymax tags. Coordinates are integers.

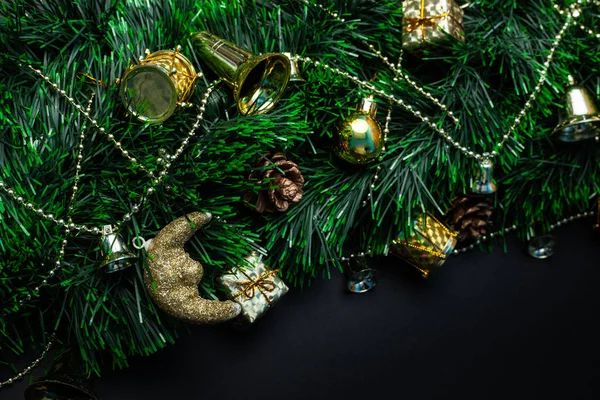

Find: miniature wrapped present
<box><xmin>402</xmin><ymin>0</ymin><xmax>465</xmax><ymax>52</ymax></box>
<box><xmin>218</xmin><ymin>253</ymin><xmax>288</xmax><ymax>323</ymax></box>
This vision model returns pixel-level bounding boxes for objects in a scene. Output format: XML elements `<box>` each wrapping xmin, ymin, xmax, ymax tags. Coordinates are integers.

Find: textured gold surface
<box><xmin>390</xmin><ymin>212</ymin><xmax>458</xmax><ymax>277</ymax></box>
<box><xmin>144</xmin><ymin>212</ymin><xmax>241</xmax><ymax>324</ymax></box>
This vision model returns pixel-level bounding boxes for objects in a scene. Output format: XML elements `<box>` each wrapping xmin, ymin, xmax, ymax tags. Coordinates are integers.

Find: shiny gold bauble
<box><xmin>334</xmin><ymin>97</ymin><xmax>384</xmax><ymax>165</ymax></box>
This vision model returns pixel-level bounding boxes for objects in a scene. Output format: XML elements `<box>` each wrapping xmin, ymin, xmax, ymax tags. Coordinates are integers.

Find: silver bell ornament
<box><xmin>552</xmin><ymin>75</ymin><xmax>600</xmax><ymax>142</ymax></box>
<box><xmin>97</xmin><ymin>225</ymin><xmax>137</xmax><ymax>273</ymax></box>
<box><xmin>343</xmin><ymin>254</ymin><xmax>378</xmax><ymax>294</ymax></box>
<box><xmin>471</xmin><ymin>159</ymin><xmax>497</xmax><ymax>194</ymax></box>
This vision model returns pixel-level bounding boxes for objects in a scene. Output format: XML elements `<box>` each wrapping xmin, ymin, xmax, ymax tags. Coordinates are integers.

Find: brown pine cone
<box><xmin>244</xmin><ymin>153</ymin><xmax>305</xmax><ymax>213</ymax></box>
<box><xmin>446</xmin><ymin>194</ymin><xmax>495</xmax><ymax>244</ymax></box>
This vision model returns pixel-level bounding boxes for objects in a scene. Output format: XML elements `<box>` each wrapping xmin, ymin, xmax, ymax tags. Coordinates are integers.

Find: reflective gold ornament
<box><xmin>97</xmin><ymin>225</ymin><xmax>137</xmax><ymax>273</ymax></box>
<box><xmin>389</xmin><ymin>212</ymin><xmax>458</xmax><ymax>277</ymax></box>
<box><xmin>552</xmin><ymin>75</ymin><xmax>600</xmax><ymax>142</ymax></box>
<box><xmin>118</xmin><ymin>47</ymin><xmax>200</xmax><ymax>123</ymax></box>
<box><xmin>191</xmin><ymin>31</ymin><xmax>291</xmax><ymax>116</ymax></box>
<box><xmin>334</xmin><ymin>97</ymin><xmax>384</xmax><ymax>165</ymax></box>
<box><xmin>283</xmin><ymin>52</ymin><xmax>306</xmax><ymax>83</ymax></box>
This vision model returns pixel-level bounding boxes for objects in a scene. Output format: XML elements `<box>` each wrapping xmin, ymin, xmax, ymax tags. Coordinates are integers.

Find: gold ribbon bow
<box><xmin>405</xmin><ymin>0</ymin><xmax>451</xmax><ymax>40</ymax></box>
<box><xmin>233</xmin><ymin>268</ymin><xmax>280</xmax><ymax>305</ymax></box>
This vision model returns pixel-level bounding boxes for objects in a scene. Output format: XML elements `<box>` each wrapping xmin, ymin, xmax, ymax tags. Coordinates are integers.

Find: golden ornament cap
<box><xmin>333</xmin><ymin>96</ymin><xmax>384</xmax><ymax>165</ymax></box>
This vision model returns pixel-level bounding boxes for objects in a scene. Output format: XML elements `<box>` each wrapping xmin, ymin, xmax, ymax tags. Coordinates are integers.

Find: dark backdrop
<box><xmin>3</xmin><ymin>219</ymin><xmax>600</xmax><ymax>399</ymax></box>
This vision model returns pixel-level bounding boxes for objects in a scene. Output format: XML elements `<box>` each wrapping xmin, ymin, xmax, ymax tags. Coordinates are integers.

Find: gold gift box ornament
<box><xmin>219</xmin><ymin>253</ymin><xmax>289</xmax><ymax>323</ymax></box>
<box><xmin>389</xmin><ymin>212</ymin><xmax>458</xmax><ymax>277</ymax></box>
<box><xmin>402</xmin><ymin>0</ymin><xmax>465</xmax><ymax>52</ymax></box>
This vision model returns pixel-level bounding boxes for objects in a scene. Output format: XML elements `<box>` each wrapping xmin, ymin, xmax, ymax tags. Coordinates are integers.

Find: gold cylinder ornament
<box><xmin>191</xmin><ymin>31</ymin><xmax>291</xmax><ymax>116</ymax></box>
<box><xmin>552</xmin><ymin>75</ymin><xmax>600</xmax><ymax>142</ymax></box>
<box><xmin>118</xmin><ymin>47</ymin><xmax>200</xmax><ymax>123</ymax></box>
<box><xmin>389</xmin><ymin>212</ymin><xmax>458</xmax><ymax>277</ymax></box>
<box><xmin>334</xmin><ymin>97</ymin><xmax>384</xmax><ymax>165</ymax></box>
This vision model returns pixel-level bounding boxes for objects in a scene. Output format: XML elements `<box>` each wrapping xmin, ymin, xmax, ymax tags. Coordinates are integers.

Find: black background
<box><xmin>3</xmin><ymin>219</ymin><xmax>600</xmax><ymax>399</ymax></box>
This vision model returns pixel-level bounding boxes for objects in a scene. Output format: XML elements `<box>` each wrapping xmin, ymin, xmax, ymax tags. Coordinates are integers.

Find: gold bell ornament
<box><xmin>471</xmin><ymin>159</ymin><xmax>497</xmax><ymax>194</ymax></box>
<box><xmin>118</xmin><ymin>46</ymin><xmax>200</xmax><ymax>123</ymax></box>
<box><xmin>97</xmin><ymin>225</ymin><xmax>137</xmax><ymax>273</ymax></box>
<box><xmin>334</xmin><ymin>96</ymin><xmax>384</xmax><ymax>165</ymax></box>
<box><xmin>191</xmin><ymin>32</ymin><xmax>291</xmax><ymax>116</ymax></box>
<box><xmin>552</xmin><ymin>75</ymin><xmax>600</xmax><ymax>142</ymax></box>
<box><xmin>389</xmin><ymin>212</ymin><xmax>458</xmax><ymax>277</ymax></box>
<box><xmin>283</xmin><ymin>52</ymin><xmax>306</xmax><ymax>83</ymax></box>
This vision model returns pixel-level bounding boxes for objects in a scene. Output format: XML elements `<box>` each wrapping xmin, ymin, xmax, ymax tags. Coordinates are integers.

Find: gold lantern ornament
<box><xmin>191</xmin><ymin>31</ymin><xmax>291</xmax><ymax>116</ymax></box>
<box><xmin>118</xmin><ymin>46</ymin><xmax>200</xmax><ymax>123</ymax></box>
<box><xmin>334</xmin><ymin>96</ymin><xmax>384</xmax><ymax>165</ymax></box>
<box><xmin>552</xmin><ymin>75</ymin><xmax>600</xmax><ymax>142</ymax></box>
<box><xmin>389</xmin><ymin>212</ymin><xmax>458</xmax><ymax>277</ymax></box>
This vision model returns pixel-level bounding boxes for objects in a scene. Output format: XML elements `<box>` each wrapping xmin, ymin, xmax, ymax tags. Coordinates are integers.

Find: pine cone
<box><xmin>446</xmin><ymin>194</ymin><xmax>495</xmax><ymax>244</ymax></box>
<box><xmin>244</xmin><ymin>153</ymin><xmax>304</xmax><ymax>213</ymax></box>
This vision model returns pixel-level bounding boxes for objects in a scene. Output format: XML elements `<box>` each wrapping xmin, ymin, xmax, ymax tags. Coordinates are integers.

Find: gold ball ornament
<box><xmin>144</xmin><ymin>212</ymin><xmax>241</xmax><ymax>324</ymax></box>
<box><xmin>334</xmin><ymin>97</ymin><xmax>384</xmax><ymax>165</ymax></box>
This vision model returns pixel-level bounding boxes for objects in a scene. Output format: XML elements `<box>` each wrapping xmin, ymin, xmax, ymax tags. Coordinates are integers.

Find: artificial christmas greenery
<box><xmin>1</xmin><ymin>0</ymin><xmax>599</xmax><ymax>381</ymax></box>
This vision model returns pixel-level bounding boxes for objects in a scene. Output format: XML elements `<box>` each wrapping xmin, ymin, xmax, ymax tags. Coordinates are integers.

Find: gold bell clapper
<box><xmin>97</xmin><ymin>225</ymin><xmax>137</xmax><ymax>273</ymax></box>
<box><xmin>389</xmin><ymin>212</ymin><xmax>458</xmax><ymax>277</ymax></box>
<box><xmin>552</xmin><ymin>75</ymin><xmax>600</xmax><ymax>142</ymax></box>
<box><xmin>283</xmin><ymin>52</ymin><xmax>306</xmax><ymax>83</ymax></box>
<box><xmin>191</xmin><ymin>31</ymin><xmax>291</xmax><ymax>116</ymax></box>
<box><xmin>471</xmin><ymin>159</ymin><xmax>497</xmax><ymax>195</ymax></box>
<box><xmin>334</xmin><ymin>96</ymin><xmax>384</xmax><ymax>165</ymax></box>
<box><xmin>118</xmin><ymin>46</ymin><xmax>200</xmax><ymax>123</ymax></box>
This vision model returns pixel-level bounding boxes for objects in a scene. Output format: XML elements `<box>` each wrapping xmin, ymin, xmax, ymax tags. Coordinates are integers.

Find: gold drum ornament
<box><xmin>118</xmin><ymin>48</ymin><xmax>199</xmax><ymax>123</ymax></box>
<box><xmin>389</xmin><ymin>212</ymin><xmax>458</xmax><ymax>277</ymax></box>
<box><xmin>191</xmin><ymin>31</ymin><xmax>291</xmax><ymax>116</ymax></box>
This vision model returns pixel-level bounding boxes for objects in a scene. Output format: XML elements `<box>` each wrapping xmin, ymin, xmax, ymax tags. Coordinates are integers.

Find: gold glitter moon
<box><xmin>144</xmin><ymin>212</ymin><xmax>241</xmax><ymax>324</ymax></box>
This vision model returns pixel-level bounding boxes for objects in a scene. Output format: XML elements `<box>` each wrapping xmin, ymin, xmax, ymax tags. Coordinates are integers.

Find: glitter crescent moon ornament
<box><xmin>144</xmin><ymin>212</ymin><xmax>241</xmax><ymax>324</ymax></box>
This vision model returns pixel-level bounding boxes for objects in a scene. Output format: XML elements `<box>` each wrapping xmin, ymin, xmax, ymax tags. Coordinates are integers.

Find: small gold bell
<box><xmin>97</xmin><ymin>225</ymin><xmax>137</xmax><ymax>273</ymax></box>
<box><xmin>471</xmin><ymin>159</ymin><xmax>497</xmax><ymax>194</ymax></box>
<box><xmin>283</xmin><ymin>52</ymin><xmax>306</xmax><ymax>83</ymax></box>
<box><xmin>334</xmin><ymin>96</ymin><xmax>384</xmax><ymax>165</ymax></box>
<box><xmin>552</xmin><ymin>75</ymin><xmax>600</xmax><ymax>142</ymax></box>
